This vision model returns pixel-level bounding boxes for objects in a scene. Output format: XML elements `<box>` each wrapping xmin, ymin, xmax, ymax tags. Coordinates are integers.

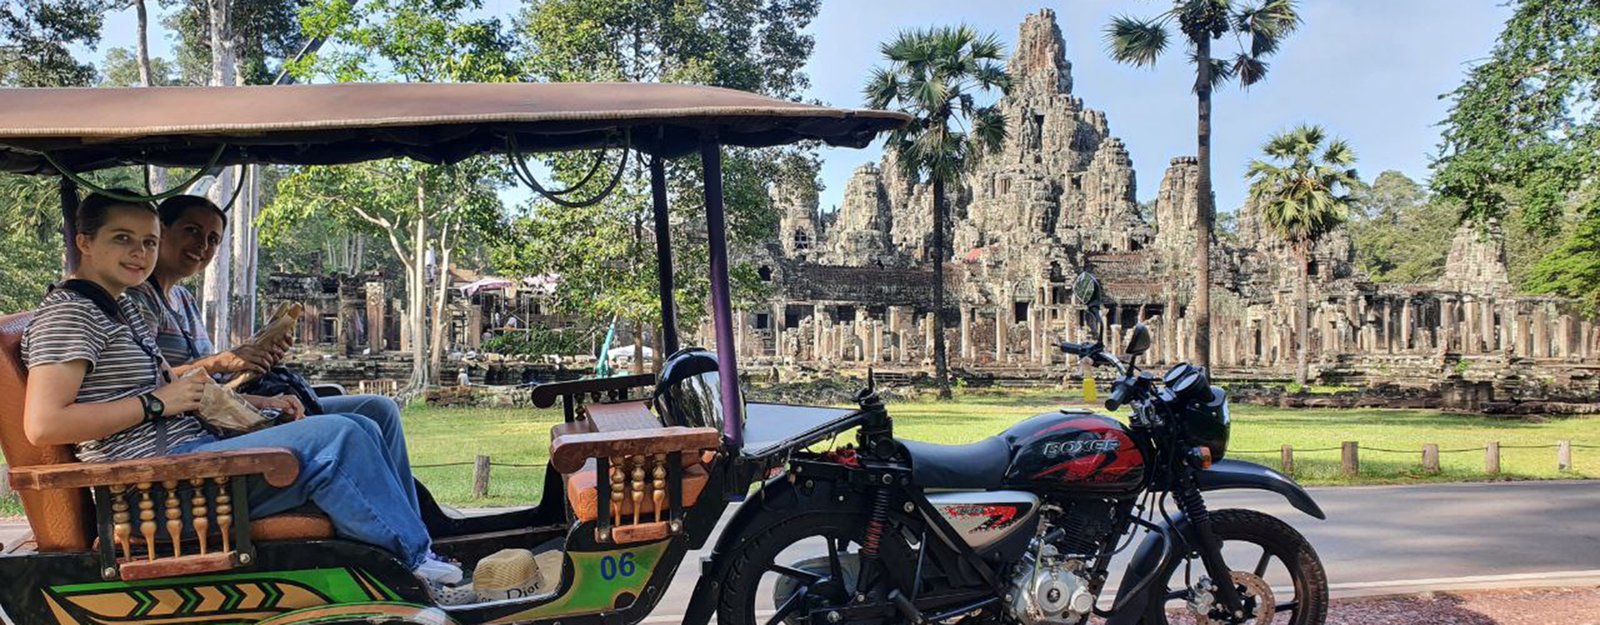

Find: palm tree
<box><xmin>1245</xmin><ymin>124</ymin><xmax>1358</xmax><ymax>386</ymax></box>
<box><xmin>865</xmin><ymin>25</ymin><xmax>1010</xmax><ymax>400</ymax></box>
<box><xmin>1105</xmin><ymin>0</ymin><xmax>1300</xmax><ymax>370</ymax></box>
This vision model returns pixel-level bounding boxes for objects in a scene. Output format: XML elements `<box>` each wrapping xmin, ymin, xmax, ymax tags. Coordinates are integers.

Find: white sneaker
<box><xmin>414</xmin><ymin>554</ymin><xmax>464</xmax><ymax>586</ymax></box>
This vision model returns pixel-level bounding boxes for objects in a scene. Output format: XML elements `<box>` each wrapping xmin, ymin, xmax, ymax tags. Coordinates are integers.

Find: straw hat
<box><xmin>474</xmin><ymin>549</ymin><xmax>546</xmax><ymax>602</ymax></box>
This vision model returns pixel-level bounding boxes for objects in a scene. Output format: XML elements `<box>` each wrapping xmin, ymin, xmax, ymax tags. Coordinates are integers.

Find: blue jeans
<box><xmin>172</xmin><ymin>409</ymin><xmax>430</xmax><ymax>569</ymax></box>
<box><xmin>317</xmin><ymin>394</ymin><xmax>419</xmax><ymax>513</ymax></box>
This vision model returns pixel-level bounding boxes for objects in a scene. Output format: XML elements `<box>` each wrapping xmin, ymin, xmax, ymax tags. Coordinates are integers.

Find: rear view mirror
<box><xmin>1126</xmin><ymin>323</ymin><xmax>1152</xmax><ymax>356</ymax></box>
<box><xmin>1072</xmin><ymin>272</ymin><xmax>1102</xmax><ymax>308</ymax></box>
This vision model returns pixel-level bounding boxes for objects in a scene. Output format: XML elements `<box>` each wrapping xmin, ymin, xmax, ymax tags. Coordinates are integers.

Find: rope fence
<box><xmin>1228</xmin><ymin>439</ymin><xmax>1589</xmax><ymax>477</ymax></box>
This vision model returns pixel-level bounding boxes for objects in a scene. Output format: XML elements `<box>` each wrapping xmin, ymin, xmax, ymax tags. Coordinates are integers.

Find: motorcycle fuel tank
<box><xmin>1002</xmin><ymin>411</ymin><xmax>1147</xmax><ymax>495</ymax></box>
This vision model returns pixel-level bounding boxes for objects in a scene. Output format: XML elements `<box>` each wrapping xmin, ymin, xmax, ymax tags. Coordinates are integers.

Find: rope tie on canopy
<box><xmin>43</xmin><ymin>144</ymin><xmax>229</xmax><ymax>203</ymax></box>
<box><xmin>505</xmin><ymin>130</ymin><xmax>632</xmax><ymax>208</ymax></box>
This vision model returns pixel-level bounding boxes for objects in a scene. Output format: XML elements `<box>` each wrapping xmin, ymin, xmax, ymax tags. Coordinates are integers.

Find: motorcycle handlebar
<box><xmin>1105</xmin><ymin>382</ymin><xmax>1130</xmax><ymax>412</ymax></box>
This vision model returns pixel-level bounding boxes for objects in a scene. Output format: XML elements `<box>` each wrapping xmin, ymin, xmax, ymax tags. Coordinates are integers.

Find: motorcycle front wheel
<box><xmin>1142</xmin><ymin>508</ymin><xmax>1328</xmax><ymax>625</ymax></box>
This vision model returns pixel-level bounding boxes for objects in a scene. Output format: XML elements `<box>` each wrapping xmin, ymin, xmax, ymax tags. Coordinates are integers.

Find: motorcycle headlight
<box><xmin>1185</xmin><ymin>386</ymin><xmax>1231</xmax><ymax>461</ymax></box>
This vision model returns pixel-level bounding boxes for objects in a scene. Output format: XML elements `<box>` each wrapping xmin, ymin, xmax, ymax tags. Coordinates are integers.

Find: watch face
<box><xmin>147</xmin><ymin>396</ymin><xmax>165</xmax><ymax>417</ymax></box>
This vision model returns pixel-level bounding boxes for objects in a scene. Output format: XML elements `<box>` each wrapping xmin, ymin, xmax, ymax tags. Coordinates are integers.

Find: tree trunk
<box><xmin>1296</xmin><ymin>244</ymin><xmax>1310</xmax><ymax>386</ymax></box>
<box><xmin>407</xmin><ymin>187</ymin><xmax>429</xmax><ymax>393</ymax></box>
<box><xmin>200</xmin><ymin>0</ymin><xmax>236</xmax><ymax>348</ymax></box>
<box><xmin>633</xmin><ymin>319</ymin><xmax>645</xmax><ymax>375</ymax></box>
<box><xmin>228</xmin><ymin>166</ymin><xmax>259</xmax><ymax>344</ymax></box>
<box><xmin>1193</xmin><ymin>33</ymin><xmax>1214</xmax><ymax>370</ymax></box>
<box><xmin>931</xmin><ymin>176</ymin><xmax>950</xmax><ymax>400</ymax></box>
<box><xmin>428</xmin><ymin>220</ymin><xmax>456</xmax><ymax>384</ymax></box>
<box><xmin>133</xmin><ymin>0</ymin><xmax>167</xmax><ymax>192</ymax></box>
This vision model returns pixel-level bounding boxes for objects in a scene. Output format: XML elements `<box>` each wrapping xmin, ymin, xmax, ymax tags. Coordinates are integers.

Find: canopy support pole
<box><xmin>651</xmin><ymin>154</ymin><xmax>679</xmax><ymax>354</ymax></box>
<box><xmin>701</xmin><ymin>137</ymin><xmax>742</xmax><ymax>453</ymax></box>
<box><xmin>59</xmin><ymin>177</ymin><xmax>80</xmax><ymax>275</ymax></box>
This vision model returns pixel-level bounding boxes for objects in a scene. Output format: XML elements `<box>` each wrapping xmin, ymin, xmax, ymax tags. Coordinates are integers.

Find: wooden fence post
<box><xmin>1558</xmin><ymin>440</ymin><xmax>1572</xmax><ymax>472</ymax></box>
<box><xmin>1485</xmin><ymin>442</ymin><xmax>1500</xmax><ymax>476</ymax></box>
<box><xmin>473</xmin><ymin>455</ymin><xmax>492</xmax><ymax>499</ymax></box>
<box><xmin>1280</xmin><ymin>445</ymin><xmax>1294</xmax><ymax>475</ymax></box>
<box><xmin>0</xmin><ymin>463</ymin><xmax>10</xmax><ymax>500</ymax></box>
<box><xmin>1342</xmin><ymin>442</ymin><xmax>1359</xmax><ymax>477</ymax></box>
<box><xmin>1422</xmin><ymin>444</ymin><xmax>1440</xmax><ymax>474</ymax></box>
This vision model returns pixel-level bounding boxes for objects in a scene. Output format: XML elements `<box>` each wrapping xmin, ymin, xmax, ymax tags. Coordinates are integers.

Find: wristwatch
<box><xmin>137</xmin><ymin>393</ymin><xmax>165</xmax><ymax>423</ymax></box>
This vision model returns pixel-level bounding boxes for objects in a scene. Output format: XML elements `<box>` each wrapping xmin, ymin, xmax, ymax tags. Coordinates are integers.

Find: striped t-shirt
<box><xmin>127</xmin><ymin>282</ymin><xmax>214</xmax><ymax>367</ymax></box>
<box><xmin>21</xmin><ymin>288</ymin><xmax>208</xmax><ymax>462</ymax></box>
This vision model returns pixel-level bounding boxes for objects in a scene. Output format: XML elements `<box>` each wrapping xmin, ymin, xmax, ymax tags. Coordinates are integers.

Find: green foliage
<box><xmin>99</xmin><ymin>46</ymin><xmax>178</xmax><ymax>86</ymax></box>
<box><xmin>1245</xmin><ymin>124</ymin><xmax>1357</xmax><ymax>249</ymax></box>
<box><xmin>0</xmin><ymin>0</ymin><xmax>107</xmax><ymax>86</ymax></box>
<box><xmin>293</xmin><ymin>0</ymin><xmax>518</xmax><ymax>82</ymax></box>
<box><xmin>863</xmin><ymin>25</ymin><xmax>1010</xmax><ymax>185</ymax></box>
<box><xmin>509</xmin><ymin>0</ymin><xmax>820</xmax><ymax>331</ymax></box>
<box><xmin>480</xmin><ymin>327</ymin><xmax>591</xmax><ymax>358</ymax></box>
<box><xmin>1104</xmin><ymin>0</ymin><xmax>1300</xmax><ymax>91</ymax></box>
<box><xmin>1348</xmin><ymin>171</ymin><xmax>1457</xmax><ymax>284</ymax></box>
<box><xmin>1433</xmin><ymin>0</ymin><xmax>1600</xmax><ymax>232</ymax></box>
<box><xmin>1526</xmin><ymin>217</ymin><xmax>1600</xmax><ymax>314</ymax></box>
<box><xmin>0</xmin><ymin>228</ymin><xmax>60</xmax><ymax>314</ymax></box>
<box><xmin>160</xmin><ymin>0</ymin><xmax>307</xmax><ymax>85</ymax></box>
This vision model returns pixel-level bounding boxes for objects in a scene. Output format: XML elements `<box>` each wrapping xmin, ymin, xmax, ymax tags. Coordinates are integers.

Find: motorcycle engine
<box><xmin>1006</xmin><ymin>503</ymin><xmax>1118</xmax><ymax>625</ymax></box>
<box><xmin>1005</xmin><ymin>542</ymin><xmax>1095</xmax><ymax>625</ymax></box>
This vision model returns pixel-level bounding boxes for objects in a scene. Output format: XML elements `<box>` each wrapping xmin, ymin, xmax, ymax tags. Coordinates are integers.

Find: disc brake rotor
<box><xmin>1195</xmin><ymin>571</ymin><xmax>1275</xmax><ymax>625</ymax></box>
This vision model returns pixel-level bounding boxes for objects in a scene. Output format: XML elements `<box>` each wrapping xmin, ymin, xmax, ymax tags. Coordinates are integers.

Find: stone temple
<box><xmin>703</xmin><ymin>9</ymin><xmax>1600</xmax><ymax>401</ymax></box>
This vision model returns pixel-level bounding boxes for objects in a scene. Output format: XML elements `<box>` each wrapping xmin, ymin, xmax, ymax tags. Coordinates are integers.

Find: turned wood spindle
<box><xmin>214</xmin><ymin>476</ymin><xmax>232</xmax><ymax>553</ymax></box>
<box><xmin>190</xmin><ymin>478</ymin><xmax>210</xmax><ymax>556</ymax></box>
<box><xmin>608</xmin><ymin>456</ymin><xmax>625</xmax><ymax>526</ymax></box>
<box><xmin>630</xmin><ymin>459</ymin><xmax>646</xmax><ymax>526</ymax></box>
<box><xmin>110</xmin><ymin>484</ymin><xmax>132</xmax><ymax>561</ymax></box>
<box><xmin>651</xmin><ymin>454</ymin><xmax>667</xmax><ymax>523</ymax></box>
<box><xmin>136</xmin><ymin>482</ymin><xmax>157</xmax><ymax>561</ymax></box>
<box><xmin>163</xmin><ymin>480</ymin><xmax>182</xmax><ymax>558</ymax></box>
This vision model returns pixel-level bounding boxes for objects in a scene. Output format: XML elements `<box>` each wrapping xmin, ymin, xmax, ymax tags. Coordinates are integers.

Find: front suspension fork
<box><xmin>1176</xmin><ymin>485</ymin><xmax>1249</xmax><ymax>621</ymax></box>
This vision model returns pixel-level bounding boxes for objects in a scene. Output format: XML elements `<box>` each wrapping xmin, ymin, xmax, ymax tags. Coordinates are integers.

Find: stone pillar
<box><xmin>1501</xmin><ymin>303</ymin><xmax>1517</xmax><ymax>356</ymax></box>
<box><xmin>995</xmin><ymin>308</ymin><xmax>1008</xmax><ymax>363</ymax></box>
<box><xmin>1481</xmin><ymin>299</ymin><xmax>1497</xmax><ymax>352</ymax></box>
<box><xmin>772</xmin><ymin>302</ymin><xmax>787</xmax><ymax>361</ymax></box>
<box><xmin>1517</xmin><ymin>313</ymin><xmax>1533</xmax><ymax>358</ymax></box>
<box><xmin>1581</xmin><ymin>320</ymin><xmax>1594</xmax><ymax>359</ymax></box>
<box><xmin>366</xmin><ymin>282</ymin><xmax>387</xmax><ymax>351</ymax></box>
<box><xmin>924</xmin><ymin>313</ymin><xmax>936</xmax><ymax>366</ymax></box>
<box><xmin>1532</xmin><ymin>306</ymin><xmax>1549</xmax><ymax>359</ymax></box>
<box><xmin>467</xmin><ymin>306</ymin><xmax>483</xmax><ymax>349</ymax></box>
<box><xmin>1399</xmin><ymin>299</ymin><xmax>1413</xmax><ymax>353</ymax></box>
<box><xmin>1439</xmin><ymin>297</ymin><xmax>1456</xmax><ymax>354</ymax></box>
<box><xmin>959</xmin><ymin>306</ymin><xmax>973</xmax><ymax>361</ymax></box>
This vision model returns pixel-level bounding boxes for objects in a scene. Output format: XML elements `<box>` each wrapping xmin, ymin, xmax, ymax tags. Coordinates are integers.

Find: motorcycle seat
<box><xmin>899</xmin><ymin>437</ymin><xmax>1010</xmax><ymax>490</ymax></box>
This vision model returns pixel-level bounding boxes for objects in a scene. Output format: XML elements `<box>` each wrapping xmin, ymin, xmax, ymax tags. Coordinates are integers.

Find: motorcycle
<box><xmin>690</xmin><ymin>272</ymin><xmax>1328</xmax><ymax>625</ymax></box>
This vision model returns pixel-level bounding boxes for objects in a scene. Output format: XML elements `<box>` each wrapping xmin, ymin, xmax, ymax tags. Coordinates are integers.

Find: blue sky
<box><xmin>94</xmin><ymin>1</ymin><xmax>1512</xmax><ymax>215</ymax></box>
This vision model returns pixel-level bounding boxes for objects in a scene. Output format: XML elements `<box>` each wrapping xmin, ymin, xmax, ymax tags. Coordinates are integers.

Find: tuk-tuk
<box><xmin>0</xmin><ymin>83</ymin><xmax>1331</xmax><ymax>625</ymax></box>
<box><xmin>0</xmin><ymin>82</ymin><xmax>909</xmax><ymax>625</ymax></box>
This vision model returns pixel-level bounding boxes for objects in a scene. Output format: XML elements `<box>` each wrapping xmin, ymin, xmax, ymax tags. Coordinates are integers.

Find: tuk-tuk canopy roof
<box><xmin>0</xmin><ymin>82</ymin><xmax>910</xmax><ymax>174</ymax></box>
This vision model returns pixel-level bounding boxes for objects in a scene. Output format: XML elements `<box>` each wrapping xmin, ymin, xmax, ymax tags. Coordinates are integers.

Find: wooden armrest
<box><xmin>583</xmin><ymin>400</ymin><xmax>660</xmax><ymax>431</ymax></box>
<box><xmin>550</xmin><ymin>427</ymin><xmax>721</xmax><ymax>473</ymax></box>
<box><xmin>531</xmin><ymin>374</ymin><xmax>655</xmax><ymax>408</ymax></box>
<box><xmin>7</xmin><ymin>448</ymin><xmax>300</xmax><ymax>491</ymax></box>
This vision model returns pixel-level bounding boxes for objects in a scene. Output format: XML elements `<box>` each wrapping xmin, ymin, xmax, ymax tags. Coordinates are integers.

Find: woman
<box><xmin>128</xmin><ymin>195</ymin><xmax>421</xmax><ymax>514</ymax></box>
<box><xmin>21</xmin><ymin>192</ymin><xmax>461</xmax><ymax>590</ymax></box>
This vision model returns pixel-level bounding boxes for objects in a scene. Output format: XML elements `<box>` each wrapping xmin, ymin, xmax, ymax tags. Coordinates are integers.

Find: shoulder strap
<box><xmin>51</xmin><ymin>279</ymin><xmax>175</xmax><ymax>453</ymax></box>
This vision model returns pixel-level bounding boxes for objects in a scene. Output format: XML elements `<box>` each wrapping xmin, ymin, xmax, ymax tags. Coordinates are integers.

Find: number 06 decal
<box><xmin>599</xmin><ymin>553</ymin><xmax>637</xmax><ymax>580</ymax></box>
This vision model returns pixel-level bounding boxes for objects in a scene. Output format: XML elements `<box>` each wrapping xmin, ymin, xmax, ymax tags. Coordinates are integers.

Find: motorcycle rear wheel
<box><xmin>1142</xmin><ymin>508</ymin><xmax>1328</xmax><ymax>625</ymax></box>
<box><xmin>716</xmin><ymin>512</ymin><xmax>872</xmax><ymax>625</ymax></box>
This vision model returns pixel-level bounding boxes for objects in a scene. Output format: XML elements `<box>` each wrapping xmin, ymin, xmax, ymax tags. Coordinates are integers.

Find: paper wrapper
<box><xmin>189</xmin><ymin>368</ymin><xmax>277</xmax><ymax>435</ymax></box>
<box><xmin>223</xmin><ymin>302</ymin><xmax>304</xmax><ymax>391</ymax></box>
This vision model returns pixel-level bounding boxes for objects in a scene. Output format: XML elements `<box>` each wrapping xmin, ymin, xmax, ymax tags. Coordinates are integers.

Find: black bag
<box><xmin>239</xmin><ymin>365</ymin><xmax>326</xmax><ymax>416</ymax></box>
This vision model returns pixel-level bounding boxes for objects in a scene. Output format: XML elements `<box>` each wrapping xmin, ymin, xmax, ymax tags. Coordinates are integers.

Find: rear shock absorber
<box><xmin>862</xmin><ymin>486</ymin><xmax>892</xmax><ymax>558</ymax></box>
<box><xmin>1178</xmin><ymin>484</ymin><xmax>1247</xmax><ymax>620</ymax></box>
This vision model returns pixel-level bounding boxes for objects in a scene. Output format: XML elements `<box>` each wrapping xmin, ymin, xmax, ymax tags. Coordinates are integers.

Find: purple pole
<box><xmin>701</xmin><ymin>139</ymin><xmax>742</xmax><ymax>452</ymax></box>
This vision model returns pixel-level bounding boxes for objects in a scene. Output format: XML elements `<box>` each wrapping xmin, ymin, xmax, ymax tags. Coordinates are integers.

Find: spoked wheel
<box><xmin>717</xmin><ymin>513</ymin><xmax>887</xmax><ymax>625</ymax></box>
<box><xmin>1144</xmin><ymin>509</ymin><xmax>1328</xmax><ymax>625</ymax></box>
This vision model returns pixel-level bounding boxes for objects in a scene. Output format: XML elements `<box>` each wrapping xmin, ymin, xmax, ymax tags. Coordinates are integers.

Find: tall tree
<box><xmin>865</xmin><ymin>25</ymin><xmax>1009</xmax><ymax>400</ymax></box>
<box><xmin>1105</xmin><ymin>0</ymin><xmax>1300</xmax><ymax>369</ymax></box>
<box><xmin>0</xmin><ymin>0</ymin><xmax>108</xmax><ymax>86</ymax></box>
<box><xmin>1434</xmin><ymin>0</ymin><xmax>1600</xmax><ymax>309</ymax></box>
<box><xmin>267</xmin><ymin>0</ymin><xmax>517</xmax><ymax>390</ymax></box>
<box><xmin>162</xmin><ymin>0</ymin><xmax>304</xmax><ymax>86</ymax></box>
<box><xmin>1245</xmin><ymin>124</ymin><xmax>1357</xmax><ymax>386</ymax></box>
<box><xmin>514</xmin><ymin>0</ymin><xmax>820</xmax><ymax>362</ymax></box>
<box><xmin>1348</xmin><ymin>171</ymin><xmax>1456</xmax><ymax>284</ymax></box>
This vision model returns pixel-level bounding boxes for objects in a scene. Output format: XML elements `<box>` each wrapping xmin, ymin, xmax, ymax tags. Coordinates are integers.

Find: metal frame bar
<box><xmin>699</xmin><ymin>137</ymin><xmax>742</xmax><ymax>453</ymax></box>
<box><xmin>650</xmin><ymin>153</ymin><xmax>679</xmax><ymax>353</ymax></box>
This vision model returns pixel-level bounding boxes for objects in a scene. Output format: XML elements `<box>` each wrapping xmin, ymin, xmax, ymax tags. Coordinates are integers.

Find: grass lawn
<box><xmin>400</xmin><ymin>387</ymin><xmax>1598</xmax><ymax>508</ymax></box>
<box><xmin>5</xmin><ymin>388</ymin><xmax>1596</xmax><ymax>514</ymax></box>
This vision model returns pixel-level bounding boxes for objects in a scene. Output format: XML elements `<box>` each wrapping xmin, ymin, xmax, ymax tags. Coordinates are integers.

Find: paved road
<box><xmin>4</xmin><ymin>480</ymin><xmax>1598</xmax><ymax>622</ymax></box>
